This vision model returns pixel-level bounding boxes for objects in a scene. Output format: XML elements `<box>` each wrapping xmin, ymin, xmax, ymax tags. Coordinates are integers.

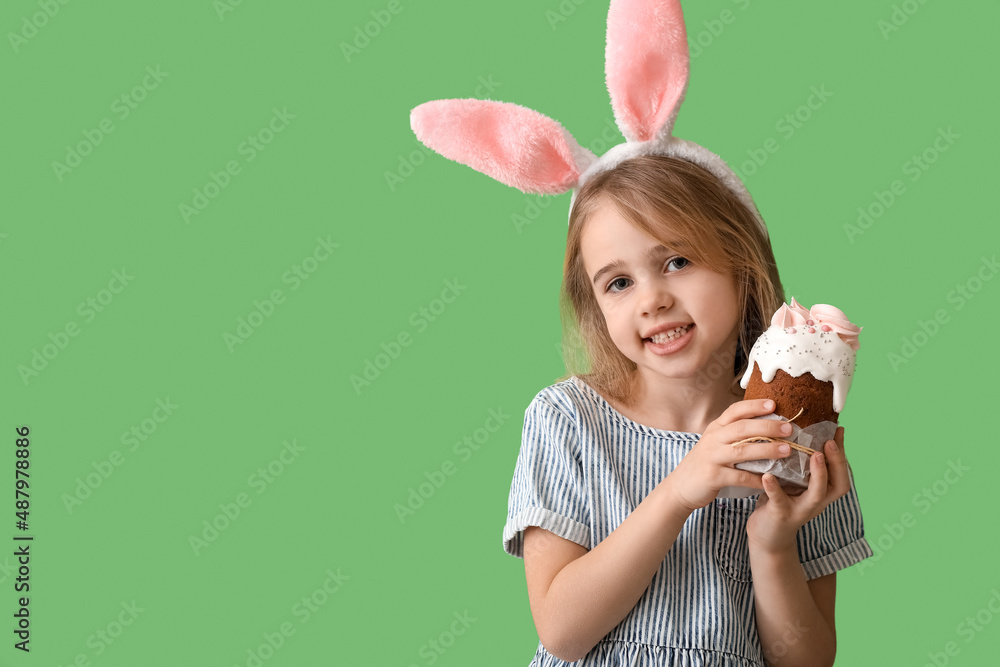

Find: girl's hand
<box><xmin>667</xmin><ymin>399</ymin><xmax>795</xmax><ymax>513</ymax></box>
<box><xmin>746</xmin><ymin>426</ymin><xmax>852</xmax><ymax>554</ymax></box>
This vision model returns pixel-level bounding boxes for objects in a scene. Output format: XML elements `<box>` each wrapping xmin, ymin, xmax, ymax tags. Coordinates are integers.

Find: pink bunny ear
<box><xmin>410</xmin><ymin>99</ymin><xmax>594</xmax><ymax>195</ymax></box>
<box><xmin>606</xmin><ymin>0</ymin><xmax>690</xmax><ymax>143</ymax></box>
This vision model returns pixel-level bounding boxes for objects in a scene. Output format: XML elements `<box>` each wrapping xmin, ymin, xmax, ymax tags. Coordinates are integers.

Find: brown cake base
<box><xmin>743</xmin><ymin>364</ymin><xmax>839</xmax><ymax>428</ymax></box>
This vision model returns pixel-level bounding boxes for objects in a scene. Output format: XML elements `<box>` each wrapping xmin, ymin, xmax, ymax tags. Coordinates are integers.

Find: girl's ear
<box><xmin>605</xmin><ymin>0</ymin><xmax>690</xmax><ymax>143</ymax></box>
<box><xmin>410</xmin><ymin>98</ymin><xmax>596</xmax><ymax>195</ymax></box>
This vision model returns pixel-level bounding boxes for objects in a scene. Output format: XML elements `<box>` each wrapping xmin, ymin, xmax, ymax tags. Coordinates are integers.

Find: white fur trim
<box><xmin>566</xmin><ymin>137</ymin><xmax>768</xmax><ymax>238</ymax></box>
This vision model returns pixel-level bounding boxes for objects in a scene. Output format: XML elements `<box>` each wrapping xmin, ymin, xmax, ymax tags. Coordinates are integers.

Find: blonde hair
<box><xmin>557</xmin><ymin>155</ymin><xmax>785</xmax><ymax>409</ymax></box>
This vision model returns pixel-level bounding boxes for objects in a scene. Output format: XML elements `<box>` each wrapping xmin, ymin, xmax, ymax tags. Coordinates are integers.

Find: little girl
<box><xmin>408</xmin><ymin>1</ymin><xmax>872</xmax><ymax>663</ymax></box>
<box><xmin>501</xmin><ymin>155</ymin><xmax>872</xmax><ymax>666</ymax></box>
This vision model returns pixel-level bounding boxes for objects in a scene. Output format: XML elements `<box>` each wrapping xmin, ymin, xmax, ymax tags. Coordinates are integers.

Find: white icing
<box><xmin>739</xmin><ymin>326</ymin><xmax>856</xmax><ymax>413</ymax></box>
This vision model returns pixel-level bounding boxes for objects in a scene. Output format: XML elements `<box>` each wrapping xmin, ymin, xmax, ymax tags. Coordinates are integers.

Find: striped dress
<box><xmin>503</xmin><ymin>376</ymin><xmax>873</xmax><ymax>666</ymax></box>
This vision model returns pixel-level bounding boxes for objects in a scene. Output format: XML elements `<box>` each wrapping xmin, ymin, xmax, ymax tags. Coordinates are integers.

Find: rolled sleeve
<box><xmin>502</xmin><ymin>398</ymin><xmax>591</xmax><ymax>558</ymax></box>
<box><xmin>797</xmin><ymin>466</ymin><xmax>874</xmax><ymax>580</ymax></box>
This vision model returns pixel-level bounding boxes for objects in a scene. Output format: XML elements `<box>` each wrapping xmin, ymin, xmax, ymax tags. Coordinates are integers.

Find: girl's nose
<box><xmin>636</xmin><ymin>273</ymin><xmax>672</xmax><ymax>314</ymax></box>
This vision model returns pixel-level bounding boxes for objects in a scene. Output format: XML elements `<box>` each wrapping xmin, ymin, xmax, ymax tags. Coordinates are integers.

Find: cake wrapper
<box><xmin>716</xmin><ymin>414</ymin><xmax>837</xmax><ymax>499</ymax></box>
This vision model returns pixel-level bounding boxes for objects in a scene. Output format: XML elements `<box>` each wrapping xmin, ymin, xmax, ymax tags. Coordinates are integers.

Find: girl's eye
<box><xmin>606</xmin><ymin>277</ymin><xmax>631</xmax><ymax>293</ymax></box>
<box><xmin>666</xmin><ymin>256</ymin><xmax>690</xmax><ymax>271</ymax></box>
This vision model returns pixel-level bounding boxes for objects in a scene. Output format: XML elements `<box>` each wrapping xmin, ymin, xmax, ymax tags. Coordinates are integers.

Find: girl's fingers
<box><xmin>722</xmin><ymin>416</ymin><xmax>793</xmax><ymax>465</ymax></box>
<box><xmin>715</xmin><ymin>399</ymin><xmax>775</xmax><ymax>427</ymax></box>
<box><xmin>803</xmin><ymin>450</ymin><xmax>828</xmax><ymax>505</ymax></box>
<box><xmin>762</xmin><ymin>473</ymin><xmax>789</xmax><ymax>507</ymax></box>
<box><xmin>727</xmin><ymin>439</ymin><xmax>790</xmax><ymax>465</ymax></box>
<box><xmin>748</xmin><ymin>419</ymin><xmax>792</xmax><ymax>440</ymax></box>
<box><xmin>729</xmin><ymin>416</ymin><xmax>794</xmax><ymax>442</ymax></box>
<box><xmin>727</xmin><ymin>468</ymin><xmax>767</xmax><ymax>491</ymax></box>
<box><xmin>824</xmin><ymin>427</ymin><xmax>851</xmax><ymax>498</ymax></box>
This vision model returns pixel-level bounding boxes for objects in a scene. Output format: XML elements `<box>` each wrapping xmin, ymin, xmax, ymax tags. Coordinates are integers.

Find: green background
<box><xmin>2</xmin><ymin>0</ymin><xmax>997</xmax><ymax>664</ymax></box>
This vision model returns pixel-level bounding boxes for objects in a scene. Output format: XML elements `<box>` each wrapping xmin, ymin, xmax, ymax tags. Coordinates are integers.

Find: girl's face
<box><xmin>580</xmin><ymin>201</ymin><xmax>742</xmax><ymax>384</ymax></box>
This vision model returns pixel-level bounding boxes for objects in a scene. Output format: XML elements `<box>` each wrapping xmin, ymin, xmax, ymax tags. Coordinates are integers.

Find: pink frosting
<box><xmin>789</xmin><ymin>297</ymin><xmax>812</xmax><ymax>321</ymax></box>
<box><xmin>809</xmin><ymin>304</ymin><xmax>862</xmax><ymax>351</ymax></box>
<box><xmin>770</xmin><ymin>297</ymin><xmax>813</xmax><ymax>328</ymax></box>
<box><xmin>769</xmin><ymin>299</ymin><xmax>862</xmax><ymax>350</ymax></box>
<box><xmin>771</xmin><ymin>304</ymin><xmax>801</xmax><ymax>328</ymax></box>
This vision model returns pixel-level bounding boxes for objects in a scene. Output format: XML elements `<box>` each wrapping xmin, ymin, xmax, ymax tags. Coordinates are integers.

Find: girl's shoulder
<box><xmin>525</xmin><ymin>376</ymin><xmax>632</xmax><ymax>436</ymax></box>
<box><xmin>526</xmin><ymin>375</ymin><xmax>597</xmax><ymax>418</ymax></box>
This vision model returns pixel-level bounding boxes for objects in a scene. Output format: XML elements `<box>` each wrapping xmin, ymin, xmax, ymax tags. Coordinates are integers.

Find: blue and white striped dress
<box><xmin>503</xmin><ymin>376</ymin><xmax>873</xmax><ymax>666</ymax></box>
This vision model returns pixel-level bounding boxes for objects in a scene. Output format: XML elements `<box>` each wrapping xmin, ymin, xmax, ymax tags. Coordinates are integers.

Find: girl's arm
<box><xmin>748</xmin><ymin>546</ymin><xmax>837</xmax><ymax>667</ymax></box>
<box><xmin>522</xmin><ymin>476</ymin><xmax>693</xmax><ymax>662</ymax></box>
<box><xmin>746</xmin><ymin>426</ymin><xmax>853</xmax><ymax>667</ymax></box>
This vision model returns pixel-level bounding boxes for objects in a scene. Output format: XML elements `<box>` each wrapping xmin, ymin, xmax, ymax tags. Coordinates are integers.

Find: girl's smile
<box><xmin>643</xmin><ymin>323</ymin><xmax>695</xmax><ymax>355</ymax></box>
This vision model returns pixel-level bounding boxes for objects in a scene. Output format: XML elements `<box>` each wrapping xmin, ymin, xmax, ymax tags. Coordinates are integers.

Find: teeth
<box><xmin>650</xmin><ymin>325</ymin><xmax>690</xmax><ymax>343</ymax></box>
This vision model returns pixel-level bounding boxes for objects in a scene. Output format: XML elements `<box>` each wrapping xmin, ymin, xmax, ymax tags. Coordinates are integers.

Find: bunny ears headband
<box><xmin>410</xmin><ymin>0</ymin><xmax>767</xmax><ymax>237</ymax></box>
